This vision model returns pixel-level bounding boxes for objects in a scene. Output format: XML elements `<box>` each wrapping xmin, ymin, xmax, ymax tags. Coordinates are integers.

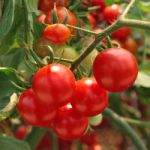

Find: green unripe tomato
<box><xmin>54</xmin><ymin>45</ymin><xmax>78</xmax><ymax>60</ymax></box>
<box><xmin>89</xmin><ymin>114</ymin><xmax>103</xmax><ymax>126</ymax></box>
<box><xmin>82</xmin><ymin>49</ymin><xmax>98</xmax><ymax>70</ymax></box>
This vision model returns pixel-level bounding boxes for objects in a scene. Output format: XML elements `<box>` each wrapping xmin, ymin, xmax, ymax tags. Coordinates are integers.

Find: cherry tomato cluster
<box><xmin>17</xmin><ymin>0</ymin><xmax>139</xmax><ymax>142</ymax></box>
<box><xmin>17</xmin><ymin>64</ymin><xmax>109</xmax><ymax>140</ymax></box>
<box><xmin>90</xmin><ymin>0</ymin><xmax>139</xmax><ymax>54</ymax></box>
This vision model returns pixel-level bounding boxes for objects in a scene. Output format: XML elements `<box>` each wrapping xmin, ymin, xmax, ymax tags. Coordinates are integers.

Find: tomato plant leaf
<box><xmin>0</xmin><ymin>0</ymin><xmax>15</xmax><ymax>40</ymax></box>
<box><xmin>105</xmin><ymin>0</ymin><xmax>120</xmax><ymax>6</ymax></box>
<box><xmin>0</xmin><ymin>48</ymin><xmax>25</xmax><ymax>68</ymax></box>
<box><xmin>135</xmin><ymin>71</ymin><xmax>150</xmax><ymax>88</ymax></box>
<box><xmin>0</xmin><ymin>1</ymin><xmax>25</xmax><ymax>55</ymax></box>
<box><xmin>137</xmin><ymin>1</ymin><xmax>150</xmax><ymax>13</ymax></box>
<box><xmin>27</xmin><ymin>0</ymin><xmax>39</xmax><ymax>12</ymax></box>
<box><xmin>0</xmin><ymin>134</ymin><xmax>31</xmax><ymax>150</ymax></box>
<box><xmin>0</xmin><ymin>67</ymin><xmax>25</xmax><ymax>109</ymax></box>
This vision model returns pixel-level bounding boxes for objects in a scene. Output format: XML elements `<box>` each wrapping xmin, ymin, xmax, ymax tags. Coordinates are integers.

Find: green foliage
<box><xmin>0</xmin><ymin>134</ymin><xmax>31</xmax><ymax>150</ymax></box>
<box><xmin>105</xmin><ymin>0</ymin><xmax>120</xmax><ymax>6</ymax></box>
<box><xmin>137</xmin><ymin>1</ymin><xmax>150</xmax><ymax>13</ymax></box>
<box><xmin>0</xmin><ymin>67</ymin><xmax>23</xmax><ymax>109</ymax></box>
<box><xmin>0</xmin><ymin>0</ymin><xmax>15</xmax><ymax>40</ymax></box>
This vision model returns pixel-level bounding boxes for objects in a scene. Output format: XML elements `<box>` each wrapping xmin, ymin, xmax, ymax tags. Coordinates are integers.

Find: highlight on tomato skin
<box><xmin>32</xmin><ymin>64</ymin><xmax>76</xmax><ymax>107</ymax></box>
<box><xmin>71</xmin><ymin>78</ymin><xmax>108</xmax><ymax>117</ymax></box>
<box><xmin>103</xmin><ymin>4</ymin><xmax>120</xmax><ymax>24</ymax></box>
<box><xmin>52</xmin><ymin>104</ymin><xmax>89</xmax><ymax>141</ymax></box>
<box><xmin>93</xmin><ymin>48</ymin><xmax>138</xmax><ymax>92</ymax></box>
<box><xmin>43</xmin><ymin>24</ymin><xmax>71</xmax><ymax>44</ymax></box>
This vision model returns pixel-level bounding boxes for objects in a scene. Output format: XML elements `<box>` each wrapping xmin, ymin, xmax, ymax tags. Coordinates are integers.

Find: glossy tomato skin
<box><xmin>38</xmin><ymin>14</ymin><xmax>46</xmax><ymax>24</ymax></box>
<box><xmin>43</xmin><ymin>24</ymin><xmax>71</xmax><ymax>44</ymax></box>
<box><xmin>93</xmin><ymin>48</ymin><xmax>138</xmax><ymax>92</ymax></box>
<box><xmin>81</xmin><ymin>132</ymin><xmax>98</xmax><ymax>145</ymax></box>
<box><xmin>112</xmin><ymin>27</ymin><xmax>131</xmax><ymax>40</ymax></box>
<box><xmin>52</xmin><ymin>104</ymin><xmax>88</xmax><ymax>140</ymax></box>
<box><xmin>121</xmin><ymin>37</ymin><xmax>138</xmax><ymax>54</ymax></box>
<box><xmin>92</xmin><ymin>0</ymin><xmax>106</xmax><ymax>10</ymax></box>
<box><xmin>32</xmin><ymin>64</ymin><xmax>75</xmax><ymax>107</ymax></box>
<box><xmin>38</xmin><ymin>0</ymin><xmax>68</xmax><ymax>13</ymax></box>
<box><xmin>71</xmin><ymin>78</ymin><xmax>108</xmax><ymax>117</ymax></box>
<box><xmin>87</xmin><ymin>14</ymin><xmax>96</xmax><ymax>28</ymax></box>
<box><xmin>103</xmin><ymin>4</ymin><xmax>120</xmax><ymax>24</ymax></box>
<box><xmin>15</xmin><ymin>125</ymin><xmax>29</xmax><ymax>140</ymax></box>
<box><xmin>17</xmin><ymin>89</ymin><xmax>56</xmax><ymax>127</ymax></box>
<box><xmin>45</xmin><ymin>7</ymin><xmax>77</xmax><ymax>27</ymax></box>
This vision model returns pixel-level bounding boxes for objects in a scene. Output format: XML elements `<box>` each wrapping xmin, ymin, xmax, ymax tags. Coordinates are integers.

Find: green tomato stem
<box><xmin>122</xmin><ymin>117</ymin><xmax>150</xmax><ymax>127</ymax></box>
<box><xmin>120</xmin><ymin>0</ymin><xmax>135</xmax><ymax>18</ymax></box>
<box><xmin>119</xmin><ymin>19</ymin><xmax>150</xmax><ymax>30</ymax></box>
<box><xmin>67</xmin><ymin>24</ymin><xmax>98</xmax><ymax>35</ymax></box>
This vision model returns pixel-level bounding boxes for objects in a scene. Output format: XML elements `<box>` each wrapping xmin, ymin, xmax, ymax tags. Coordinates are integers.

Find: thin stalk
<box><xmin>103</xmin><ymin>108</ymin><xmax>147</xmax><ymax>150</ymax></box>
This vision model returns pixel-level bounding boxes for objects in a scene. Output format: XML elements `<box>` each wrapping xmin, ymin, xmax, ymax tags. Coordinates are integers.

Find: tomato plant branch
<box><xmin>70</xmin><ymin>21</ymin><xmax>121</xmax><ymax>70</ymax></box>
<box><xmin>119</xmin><ymin>19</ymin><xmax>150</xmax><ymax>30</ymax></box>
<box><xmin>103</xmin><ymin>108</ymin><xmax>147</xmax><ymax>150</ymax></box>
<box><xmin>122</xmin><ymin>117</ymin><xmax>150</xmax><ymax>127</ymax></box>
<box><xmin>121</xmin><ymin>0</ymin><xmax>135</xmax><ymax>18</ymax></box>
<box><xmin>67</xmin><ymin>24</ymin><xmax>98</xmax><ymax>35</ymax></box>
<box><xmin>54</xmin><ymin>57</ymin><xmax>73</xmax><ymax>63</ymax></box>
<box><xmin>70</xmin><ymin>0</ymin><xmax>150</xmax><ymax>71</ymax></box>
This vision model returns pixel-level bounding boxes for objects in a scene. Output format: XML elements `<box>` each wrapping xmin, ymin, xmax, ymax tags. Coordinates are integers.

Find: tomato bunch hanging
<box><xmin>17</xmin><ymin>0</ymin><xmax>139</xmax><ymax>142</ymax></box>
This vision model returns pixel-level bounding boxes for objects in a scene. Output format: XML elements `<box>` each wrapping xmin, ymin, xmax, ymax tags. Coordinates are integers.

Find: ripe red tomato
<box><xmin>36</xmin><ymin>133</ymin><xmax>52</xmax><ymax>150</ymax></box>
<box><xmin>92</xmin><ymin>0</ymin><xmax>106</xmax><ymax>10</ymax></box>
<box><xmin>81</xmin><ymin>132</ymin><xmax>98</xmax><ymax>145</ymax></box>
<box><xmin>45</xmin><ymin>7</ymin><xmax>77</xmax><ymax>27</ymax></box>
<box><xmin>52</xmin><ymin>104</ymin><xmax>88</xmax><ymax>140</ymax></box>
<box><xmin>121</xmin><ymin>37</ymin><xmax>138</xmax><ymax>54</ymax></box>
<box><xmin>43</xmin><ymin>24</ymin><xmax>71</xmax><ymax>44</ymax></box>
<box><xmin>112</xmin><ymin>27</ymin><xmax>131</xmax><ymax>40</ymax></box>
<box><xmin>71</xmin><ymin>78</ymin><xmax>108</xmax><ymax>117</ymax></box>
<box><xmin>15</xmin><ymin>125</ymin><xmax>28</xmax><ymax>140</ymax></box>
<box><xmin>87</xmin><ymin>14</ymin><xmax>96</xmax><ymax>28</ymax></box>
<box><xmin>17</xmin><ymin>89</ymin><xmax>56</xmax><ymax>127</ymax></box>
<box><xmin>103</xmin><ymin>4</ymin><xmax>120</xmax><ymax>24</ymax></box>
<box><xmin>38</xmin><ymin>14</ymin><xmax>46</xmax><ymax>24</ymax></box>
<box><xmin>32</xmin><ymin>64</ymin><xmax>75</xmax><ymax>107</ymax></box>
<box><xmin>38</xmin><ymin>0</ymin><xmax>68</xmax><ymax>13</ymax></box>
<box><xmin>93</xmin><ymin>48</ymin><xmax>138</xmax><ymax>92</ymax></box>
